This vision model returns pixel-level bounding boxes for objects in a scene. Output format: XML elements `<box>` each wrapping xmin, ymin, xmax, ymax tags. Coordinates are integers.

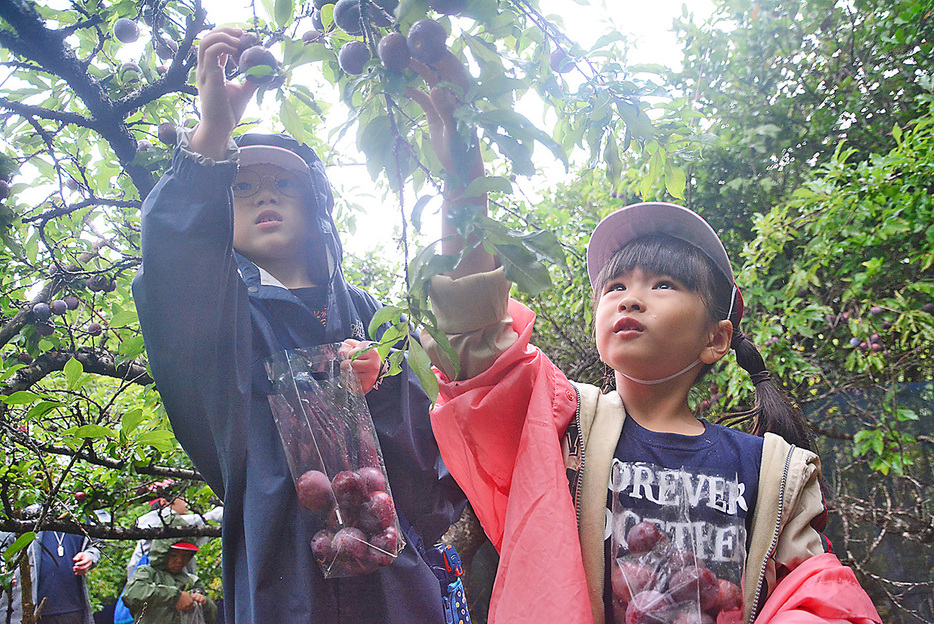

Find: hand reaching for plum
<box><xmin>189</xmin><ymin>26</ymin><xmax>261</xmax><ymax>160</ymax></box>
<box><xmin>406</xmin><ymin>47</ymin><xmax>495</xmax><ymax>274</ymax></box>
<box><xmin>339</xmin><ymin>339</ymin><xmax>381</xmax><ymax>393</ymax></box>
<box><xmin>405</xmin><ymin>50</ymin><xmax>481</xmax><ymax>186</ymax></box>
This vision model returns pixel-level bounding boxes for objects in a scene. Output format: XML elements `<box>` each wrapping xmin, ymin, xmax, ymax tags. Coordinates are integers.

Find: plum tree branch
<box><xmin>0</xmin><ymin>97</ymin><xmax>98</xmax><ymax>132</ymax></box>
<box><xmin>0</xmin><ymin>518</ymin><xmax>220</xmax><ymax>540</ymax></box>
<box><xmin>0</xmin><ymin>0</ymin><xmax>207</xmax><ymax>198</ymax></box>
<box><xmin>6</xmin><ymin>429</ymin><xmax>202</xmax><ymax>481</ymax></box>
<box><xmin>4</xmin><ymin>347</ymin><xmax>153</xmax><ymax>394</ymax></box>
<box><xmin>21</xmin><ymin>198</ymin><xmax>142</xmax><ymax>225</ymax></box>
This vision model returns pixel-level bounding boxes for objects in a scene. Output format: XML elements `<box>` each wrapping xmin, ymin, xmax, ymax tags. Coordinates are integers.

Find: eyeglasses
<box><xmin>232</xmin><ymin>169</ymin><xmax>310</xmax><ymax>198</ymax></box>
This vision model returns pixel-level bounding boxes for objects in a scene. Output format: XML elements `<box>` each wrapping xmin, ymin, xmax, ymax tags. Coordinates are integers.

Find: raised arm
<box><xmin>131</xmin><ymin>26</ymin><xmax>261</xmax><ymax>495</ymax></box>
<box><xmin>406</xmin><ymin>52</ymin><xmax>497</xmax><ymax>278</ymax></box>
<box><xmin>189</xmin><ymin>26</ymin><xmax>258</xmax><ymax>159</ymax></box>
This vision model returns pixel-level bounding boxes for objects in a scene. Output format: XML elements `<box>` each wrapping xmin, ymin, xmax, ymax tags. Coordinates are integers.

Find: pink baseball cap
<box><xmin>587</xmin><ymin>202</ymin><xmax>742</xmax><ymax>324</ymax></box>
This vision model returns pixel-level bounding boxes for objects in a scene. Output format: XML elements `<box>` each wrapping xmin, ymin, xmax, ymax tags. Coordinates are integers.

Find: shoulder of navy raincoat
<box><xmin>132</xmin><ymin>134</ymin><xmax>464</xmax><ymax>624</ymax></box>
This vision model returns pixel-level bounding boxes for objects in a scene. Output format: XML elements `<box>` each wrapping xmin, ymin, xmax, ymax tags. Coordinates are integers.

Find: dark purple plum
<box><xmin>359</xmin><ymin>490</ymin><xmax>395</xmax><ymax>533</ymax></box>
<box><xmin>296</xmin><ymin>469</ymin><xmax>335</xmax><ymax>512</ymax></box>
<box><xmin>626</xmin><ymin>521</ymin><xmax>668</xmax><ymax>555</ymax></box>
<box><xmin>311</xmin><ymin>529</ymin><xmax>336</xmax><ymax>565</ymax></box>
<box><xmin>338</xmin><ymin>40</ymin><xmax>371</xmax><ymax>75</ymax></box>
<box><xmin>406</xmin><ymin>19</ymin><xmax>446</xmax><ymax>65</ymax></box>
<box><xmin>357</xmin><ymin>466</ymin><xmax>387</xmax><ymax>493</ymax></box>
<box><xmin>332</xmin><ymin>470</ymin><xmax>366</xmax><ymax>509</ymax></box>
<box><xmin>378</xmin><ymin>32</ymin><xmax>410</xmax><ymax>72</ymax></box>
<box><xmin>669</xmin><ymin>565</ymin><xmax>719</xmax><ymax>611</ymax></box>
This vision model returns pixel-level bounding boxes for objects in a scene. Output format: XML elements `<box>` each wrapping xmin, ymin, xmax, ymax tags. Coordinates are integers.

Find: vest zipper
<box><xmin>573</xmin><ymin>385</ymin><xmax>584</xmax><ymax>527</ymax></box>
<box><xmin>748</xmin><ymin>444</ymin><xmax>795</xmax><ymax>624</ymax></box>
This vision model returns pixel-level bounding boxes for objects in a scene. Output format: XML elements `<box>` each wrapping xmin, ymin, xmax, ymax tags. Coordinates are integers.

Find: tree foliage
<box><xmin>510</xmin><ymin>0</ymin><xmax>934</xmax><ymax>618</ymax></box>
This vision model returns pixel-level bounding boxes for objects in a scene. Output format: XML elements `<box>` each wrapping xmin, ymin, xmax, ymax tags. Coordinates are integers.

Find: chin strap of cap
<box><xmin>618</xmin><ymin>358</ymin><xmax>702</xmax><ymax>386</ymax></box>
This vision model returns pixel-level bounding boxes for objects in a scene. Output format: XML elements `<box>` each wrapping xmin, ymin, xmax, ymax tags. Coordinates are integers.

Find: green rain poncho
<box><xmin>122</xmin><ymin>531</ymin><xmax>218</xmax><ymax>624</ymax></box>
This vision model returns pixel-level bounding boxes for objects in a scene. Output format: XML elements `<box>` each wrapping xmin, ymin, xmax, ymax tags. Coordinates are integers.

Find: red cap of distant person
<box><xmin>169</xmin><ymin>541</ymin><xmax>199</xmax><ymax>552</ymax></box>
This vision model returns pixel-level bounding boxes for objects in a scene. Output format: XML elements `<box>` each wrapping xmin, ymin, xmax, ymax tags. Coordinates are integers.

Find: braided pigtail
<box><xmin>731</xmin><ymin>330</ymin><xmax>813</xmax><ymax>451</ymax></box>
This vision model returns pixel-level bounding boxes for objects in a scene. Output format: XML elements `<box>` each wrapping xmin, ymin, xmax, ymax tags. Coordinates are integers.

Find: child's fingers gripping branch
<box><xmin>190</xmin><ymin>26</ymin><xmax>259</xmax><ymax>160</ymax></box>
<box><xmin>339</xmin><ymin>339</ymin><xmax>382</xmax><ymax>393</ymax></box>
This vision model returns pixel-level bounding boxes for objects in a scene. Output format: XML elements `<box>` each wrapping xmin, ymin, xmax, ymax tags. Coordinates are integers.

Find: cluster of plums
<box><xmin>28</xmin><ymin>294</ymin><xmax>103</xmax><ymax>339</ymax></box>
<box><xmin>612</xmin><ymin>522</ymin><xmax>744</xmax><ymax>624</ymax></box>
<box><xmin>296</xmin><ymin>466</ymin><xmax>403</xmax><ymax>577</ymax></box>
<box><xmin>336</xmin><ymin>17</ymin><xmax>450</xmax><ymax>76</ymax></box>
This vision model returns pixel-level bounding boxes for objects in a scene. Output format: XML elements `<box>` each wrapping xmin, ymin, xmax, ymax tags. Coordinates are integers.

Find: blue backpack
<box><xmin>114</xmin><ymin>550</ymin><xmax>149</xmax><ymax>624</ymax></box>
<box><xmin>398</xmin><ymin>513</ymin><xmax>471</xmax><ymax>624</ymax></box>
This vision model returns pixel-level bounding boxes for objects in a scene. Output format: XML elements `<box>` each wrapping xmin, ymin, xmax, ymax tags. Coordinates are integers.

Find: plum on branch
<box><xmin>113</xmin><ymin>18</ymin><xmax>140</xmax><ymax>44</ymax></box>
<box><xmin>339</xmin><ymin>41</ymin><xmax>371</xmax><ymax>75</ymax></box>
<box><xmin>239</xmin><ymin>46</ymin><xmax>280</xmax><ymax>85</ymax></box>
<box><xmin>407</xmin><ymin>19</ymin><xmax>447</xmax><ymax>66</ymax></box>
<box><xmin>378</xmin><ymin>32</ymin><xmax>409</xmax><ymax>72</ymax></box>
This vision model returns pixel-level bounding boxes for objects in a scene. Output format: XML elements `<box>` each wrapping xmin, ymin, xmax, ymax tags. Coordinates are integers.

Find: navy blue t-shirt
<box><xmin>604</xmin><ymin>415</ymin><xmax>763</xmax><ymax>621</ymax></box>
<box><xmin>36</xmin><ymin>532</ymin><xmax>85</xmax><ymax>616</ymax></box>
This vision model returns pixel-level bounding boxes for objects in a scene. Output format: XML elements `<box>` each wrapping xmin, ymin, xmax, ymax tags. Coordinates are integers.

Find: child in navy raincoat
<box><xmin>133</xmin><ymin>25</ymin><xmax>464</xmax><ymax>624</ymax></box>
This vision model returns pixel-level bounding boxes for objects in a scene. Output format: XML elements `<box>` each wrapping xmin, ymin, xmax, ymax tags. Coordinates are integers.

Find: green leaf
<box><xmin>274</xmin><ymin>0</ymin><xmax>293</xmax><ymax>26</ymax></box>
<box><xmin>137</xmin><ymin>430</ymin><xmax>177</xmax><ymax>451</ymax></box>
<box><xmin>3</xmin><ymin>532</ymin><xmax>35</xmax><ymax>563</ymax></box>
<box><xmin>63</xmin><ymin>356</ymin><xmax>83</xmax><ymax>391</ymax></box>
<box><xmin>121</xmin><ymin>408</ymin><xmax>145</xmax><ymax>435</ymax></box>
<box><xmin>71</xmin><ymin>424</ymin><xmax>116</xmax><ymax>439</ymax></box>
<box><xmin>118</xmin><ymin>335</ymin><xmax>146</xmax><ymax>360</ymax></box>
<box><xmin>26</xmin><ymin>400</ymin><xmax>62</xmax><ymax>421</ymax></box>
<box><xmin>423</xmin><ymin>324</ymin><xmax>460</xmax><ymax>380</ymax></box>
<box><xmin>110</xmin><ymin>310</ymin><xmax>138</xmax><ymax>327</ymax></box>
<box><xmin>460</xmin><ymin>175</ymin><xmax>513</xmax><ymax>199</ymax></box>
<box><xmin>410</xmin><ymin>195</ymin><xmax>436</xmax><ymax>231</ymax></box>
<box><xmin>495</xmin><ymin>244</ymin><xmax>552</xmax><ymax>296</ymax></box>
<box><xmin>405</xmin><ymin>338</ymin><xmax>439</xmax><ymax>403</ymax></box>
<box><xmin>1</xmin><ymin>391</ymin><xmax>43</xmax><ymax>405</ymax></box>
<box><xmin>664</xmin><ymin>163</ymin><xmax>687</xmax><ymax>199</ymax></box>
<box><xmin>368</xmin><ymin>305</ymin><xmax>404</xmax><ymax>338</ymax></box>
<box><xmin>604</xmin><ymin>132</ymin><xmax>621</xmax><ymax>183</ymax></box>
<box><xmin>280</xmin><ymin>98</ymin><xmax>307</xmax><ymax>145</ymax></box>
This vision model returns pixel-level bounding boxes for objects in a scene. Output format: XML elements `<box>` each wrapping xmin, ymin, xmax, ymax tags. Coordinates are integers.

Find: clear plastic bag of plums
<box><xmin>608</xmin><ymin>461</ymin><xmax>746</xmax><ymax>624</ymax></box>
<box><xmin>266</xmin><ymin>344</ymin><xmax>404</xmax><ymax>578</ymax></box>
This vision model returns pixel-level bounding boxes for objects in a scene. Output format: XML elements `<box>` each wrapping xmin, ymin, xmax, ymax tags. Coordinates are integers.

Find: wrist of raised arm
<box><xmin>189</xmin><ymin>123</ymin><xmax>236</xmax><ymax>161</ymax></box>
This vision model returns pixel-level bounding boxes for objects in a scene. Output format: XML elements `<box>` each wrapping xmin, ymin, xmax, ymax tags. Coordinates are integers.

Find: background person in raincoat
<box><xmin>122</xmin><ymin>535</ymin><xmax>217</xmax><ymax>624</ymax></box>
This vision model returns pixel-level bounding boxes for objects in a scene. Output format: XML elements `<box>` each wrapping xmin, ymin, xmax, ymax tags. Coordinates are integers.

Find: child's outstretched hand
<box><xmin>190</xmin><ymin>26</ymin><xmax>259</xmax><ymax>160</ymax></box>
<box><xmin>340</xmin><ymin>339</ymin><xmax>382</xmax><ymax>393</ymax></box>
<box><xmin>406</xmin><ymin>51</ymin><xmax>495</xmax><ymax>275</ymax></box>
<box><xmin>405</xmin><ymin>51</ymin><xmax>482</xmax><ymax>185</ymax></box>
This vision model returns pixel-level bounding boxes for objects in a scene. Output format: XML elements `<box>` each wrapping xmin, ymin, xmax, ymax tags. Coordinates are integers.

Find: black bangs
<box><xmin>593</xmin><ymin>234</ymin><xmax>733</xmax><ymax>322</ymax></box>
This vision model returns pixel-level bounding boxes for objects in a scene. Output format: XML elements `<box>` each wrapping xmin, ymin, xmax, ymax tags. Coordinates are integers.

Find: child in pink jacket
<box><xmin>422</xmin><ymin>201</ymin><xmax>882</xmax><ymax>624</ymax></box>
